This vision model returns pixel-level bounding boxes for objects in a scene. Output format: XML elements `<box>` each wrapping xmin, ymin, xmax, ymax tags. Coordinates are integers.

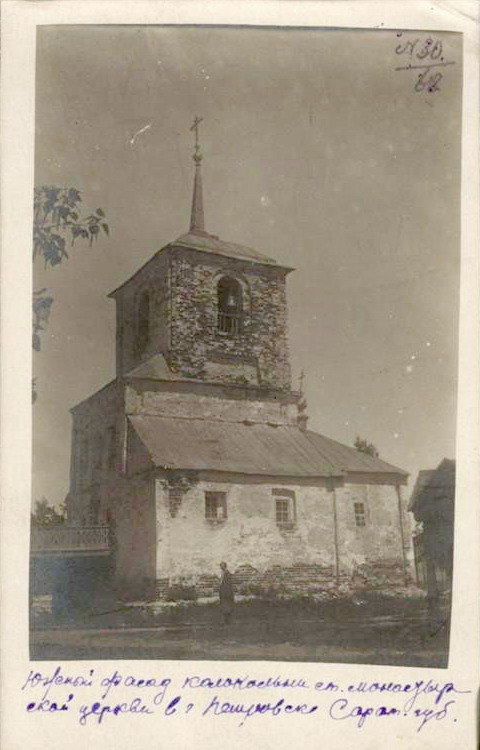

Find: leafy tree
<box><xmin>33</xmin><ymin>186</ymin><xmax>109</xmax><ymax>267</ymax></box>
<box><xmin>32</xmin><ymin>187</ymin><xmax>109</xmax><ymax>400</ymax></box>
<box><xmin>354</xmin><ymin>436</ymin><xmax>379</xmax><ymax>458</ymax></box>
<box><xmin>31</xmin><ymin>497</ymin><xmax>66</xmax><ymax>527</ymax></box>
<box><xmin>32</xmin><ymin>288</ymin><xmax>54</xmax><ymax>354</ymax></box>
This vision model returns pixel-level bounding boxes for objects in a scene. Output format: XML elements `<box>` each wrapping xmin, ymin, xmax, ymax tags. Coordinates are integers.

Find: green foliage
<box><xmin>32</xmin><ymin>187</ymin><xmax>109</xmax><ymax>400</ymax></box>
<box><xmin>354</xmin><ymin>436</ymin><xmax>379</xmax><ymax>458</ymax></box>
<box><xmin>32</xmin><ymin>288</ymin><xmax>54</xmax><ymax>352</ymax></box>
<box><xmin>33</xmin><ymin>187</ymin><xmax>109</xmax><ymax>267</ymax></box>
<box><xmin>31</xmin><ymin>497</ymin><xmax>66</xmax><ymax>527</ymax></box>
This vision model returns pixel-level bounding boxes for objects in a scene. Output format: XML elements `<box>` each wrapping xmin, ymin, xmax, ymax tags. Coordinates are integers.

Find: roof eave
<box><xmin>344</xmin><ymin>470</ymin><xmax>409</xmax><ymax>486</ymax></box>
<box><xmin>107</xmin><ymin>248</ymin><xmax>165</xmax><ymax>298</ymax></box>
<box><xmin>152</xmin><ymin>465</ymin><xmax>345</xmax><ymax>481</ymax></box>
<box><xmin>166</xmin><ymin>240</ymin><xmax>295</xmax><ymax>273</ymax></box>
<box><xmin>107</xmin><ymin>239</ymin><xmax>294</xmax><ymax>299</ymax></box>
<box><xmin>70</xmin><ymin>378</ymin><xmax>118</xmax><ymax>414</ymax></box>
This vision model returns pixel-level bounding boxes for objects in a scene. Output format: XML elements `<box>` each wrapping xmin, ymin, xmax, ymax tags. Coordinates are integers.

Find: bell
<box><xmin>226</xmin><ymin>291</ymin><xmax>237</xmax><ymax>308</ymax></box>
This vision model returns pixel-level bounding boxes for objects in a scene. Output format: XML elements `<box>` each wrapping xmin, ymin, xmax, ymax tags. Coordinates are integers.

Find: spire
<box><xmin>189</xmin><ymin>115</ymin><xmax>205</xmax><ymax>234</ymax></box>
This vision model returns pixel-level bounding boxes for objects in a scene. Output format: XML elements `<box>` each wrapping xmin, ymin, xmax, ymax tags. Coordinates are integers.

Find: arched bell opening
<box><xmin>217</xmin><ymin>277</ymin><xmax>243</xmax><ymax>335</ymax></box>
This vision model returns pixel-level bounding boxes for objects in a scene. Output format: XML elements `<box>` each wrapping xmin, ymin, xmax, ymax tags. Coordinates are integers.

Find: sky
<box><xmin>32</xmin><ymin>25</ymin><xmax>462</xmax><ymax>506</ymax></box>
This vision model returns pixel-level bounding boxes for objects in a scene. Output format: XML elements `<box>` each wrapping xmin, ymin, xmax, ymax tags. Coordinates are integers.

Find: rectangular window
<box><xmin>205</xmin><ymin>492</ymin><xmax>227</xmax><ymax>521</ymax></box>
<box><xmin>275</xmin><ymin>497</ymin><xmax>291</xmax><ymax>523</ymax></box>
<box><xmin>273</xmin><ymin>488</ymin><xmax>296</xmax><ymax>528</ymax></box>
<box><xmin>354</xmin><ymin>502</ymin><xmax>366</xmax><ymax>527</ymax></box>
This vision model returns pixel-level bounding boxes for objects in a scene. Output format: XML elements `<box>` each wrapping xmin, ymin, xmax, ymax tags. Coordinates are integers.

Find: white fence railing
<box><xmin>31</xmin><ymin>525</ymin><xmax>110</xmax><ymax>553</ymax></box>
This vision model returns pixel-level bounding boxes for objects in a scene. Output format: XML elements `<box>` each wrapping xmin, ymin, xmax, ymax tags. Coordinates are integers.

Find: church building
<box><xmin>68</xmin><ymin>121</ymin><xmax>413</xmax><ymax>599</ymax></box>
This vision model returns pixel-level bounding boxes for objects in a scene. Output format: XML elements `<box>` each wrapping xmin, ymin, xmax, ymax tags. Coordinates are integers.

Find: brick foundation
<box><xmin>154</xmin><ymin>560</ymin><xmax>410</xmax><ymax>601</ymax></box>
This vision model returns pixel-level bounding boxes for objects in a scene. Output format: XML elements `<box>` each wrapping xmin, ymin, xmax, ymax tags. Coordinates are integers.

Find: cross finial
<box><xmin>190</xmin><ymin>115</ymin><xmax>203</xmax><ymax>162</ymax></box>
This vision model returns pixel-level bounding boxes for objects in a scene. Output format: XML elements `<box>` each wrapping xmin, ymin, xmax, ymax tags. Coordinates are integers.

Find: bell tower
<box><xmin>109</xmin><ymin>118</ymin><xmax>294</xmax><ymax>392</ymax></box>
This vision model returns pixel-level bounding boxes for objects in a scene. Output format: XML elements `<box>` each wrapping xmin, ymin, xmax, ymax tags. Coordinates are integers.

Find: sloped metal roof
<box><xmin>169</xmin><ymin>231</ymin><xmax>288</xmax><ymax>268</ymax></box>
<box><xmin>126</xmin><ymin>353</ymin><xmax>195</xmax><ymax>381</ymax></box>
<box><xmin>108</xmin><ymin>230</ymin><xmax>293</xmax><ymax>298</ymax></box>
<box><xmin>303</xmin><ymin>430</ymin><xmax>407</xmax><ymax>476</ymax></box>
<box><xmin>129</xmin><ymin>416</ymin><xmax>406</xmax><ymax>480</ymax></box>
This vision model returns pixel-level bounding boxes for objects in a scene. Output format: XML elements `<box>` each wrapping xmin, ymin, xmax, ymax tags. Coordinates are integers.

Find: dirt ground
<box><xmin>30</xmin><ymin>593</ymin><xmax>450</xmax><ymax>667</ymax></box>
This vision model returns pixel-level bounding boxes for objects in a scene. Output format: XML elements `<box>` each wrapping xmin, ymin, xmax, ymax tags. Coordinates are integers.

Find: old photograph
<box><xmin>30</xmin><ymin>24</ymin><xmax>462</xmax><ymax>666</ymax></box>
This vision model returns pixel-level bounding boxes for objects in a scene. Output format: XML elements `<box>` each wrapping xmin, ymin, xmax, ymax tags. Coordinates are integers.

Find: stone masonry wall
<box><xmin>115</xmin><ymin>252</ymin><xmax>169</xmax><ymax>376</ymax></box>
<box><xmin>334</xmin><ymin>483</ymin><xmax>413</xmax><ymax>587</ymax></box>
<box><xmin>112</xmin><ymin>246</ymin><xmax>292</xmax><ymax>388</ymax></box>
<box><xmin>125</xmin><ymin>383</ymin><xmax>299</xmax><ymax>426</ymax></box>
<box><xmin>167</xmin><ymin>249</ymin><xmax>292</xmax><ymax>390</ymax></box>
<box><xmin>153</xmin><ymin>476</ymin><xmax>412</xmax><ymax>599</ymax></box>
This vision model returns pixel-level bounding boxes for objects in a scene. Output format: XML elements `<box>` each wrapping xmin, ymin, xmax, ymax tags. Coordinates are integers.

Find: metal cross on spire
<box><xmin>190</xmin><ymin>115</ymin><xmax>203</xmax><ymax>162</ymax></box>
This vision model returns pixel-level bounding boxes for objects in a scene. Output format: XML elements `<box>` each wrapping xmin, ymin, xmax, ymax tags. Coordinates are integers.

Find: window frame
<box><xmin>205</xmin><ymin>491</ymin><xmax>228</xmax><ymax>523</ymax></box>
<box><xmin>354</xmin><ymin>501</ymin><xmax>366</xmax><ymax>527</ymax></box>
<box><xmin>272</xmin><ymin>488</ymin><xmax>296</xmax><ymax>530</ymax></box>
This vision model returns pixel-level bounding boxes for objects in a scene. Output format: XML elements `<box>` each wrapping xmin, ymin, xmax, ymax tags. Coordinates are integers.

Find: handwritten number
<box><xmin>415</xmin><ymin>70</ymin><xmax>442</xmax><ymax>93</ymax></box>
<box><xmin>395</xmin><ymin>36</ymin><xmax>444</xmax><ymax>63</ymax></box>
<box><xmin>395</xmin><ymin>35</ymin><xmax>451</xmax><ymax>93</ymax></box>
<box><xmin>415</xmin><ymin>38</ymin><xmax>443</xmax><ymax>61</ymax></box>
<box><xmin>416</xmin><ymin>37</ymin><xmax>433</xmax><ymax>60</ymax></box>
<box><xmin>395</xmin><ymin>39</ymin><xmax>418</xmax><ymax>56</ymax></box>
<box><xmin>430</xmin><ymin>41</ymin><xmax>443</xmax><ymax>60</ymax></box>
<box><xmin>427</xmin><ymin>73</ymin><xmax>442</xmax><ymax>93</ymax></box>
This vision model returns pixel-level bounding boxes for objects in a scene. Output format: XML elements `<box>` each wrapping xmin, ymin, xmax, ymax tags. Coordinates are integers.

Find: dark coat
<box><xmin>219</xmin><ymin>570</ymin><xmax>234</xmax><ymax>610</ymax></box>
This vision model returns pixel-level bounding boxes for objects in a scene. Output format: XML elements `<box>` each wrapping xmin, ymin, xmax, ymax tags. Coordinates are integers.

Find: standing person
<box><xmin>218</xmin><ymin>562</ymin><xmax>235</xmax><ymax>624</ymax></box>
